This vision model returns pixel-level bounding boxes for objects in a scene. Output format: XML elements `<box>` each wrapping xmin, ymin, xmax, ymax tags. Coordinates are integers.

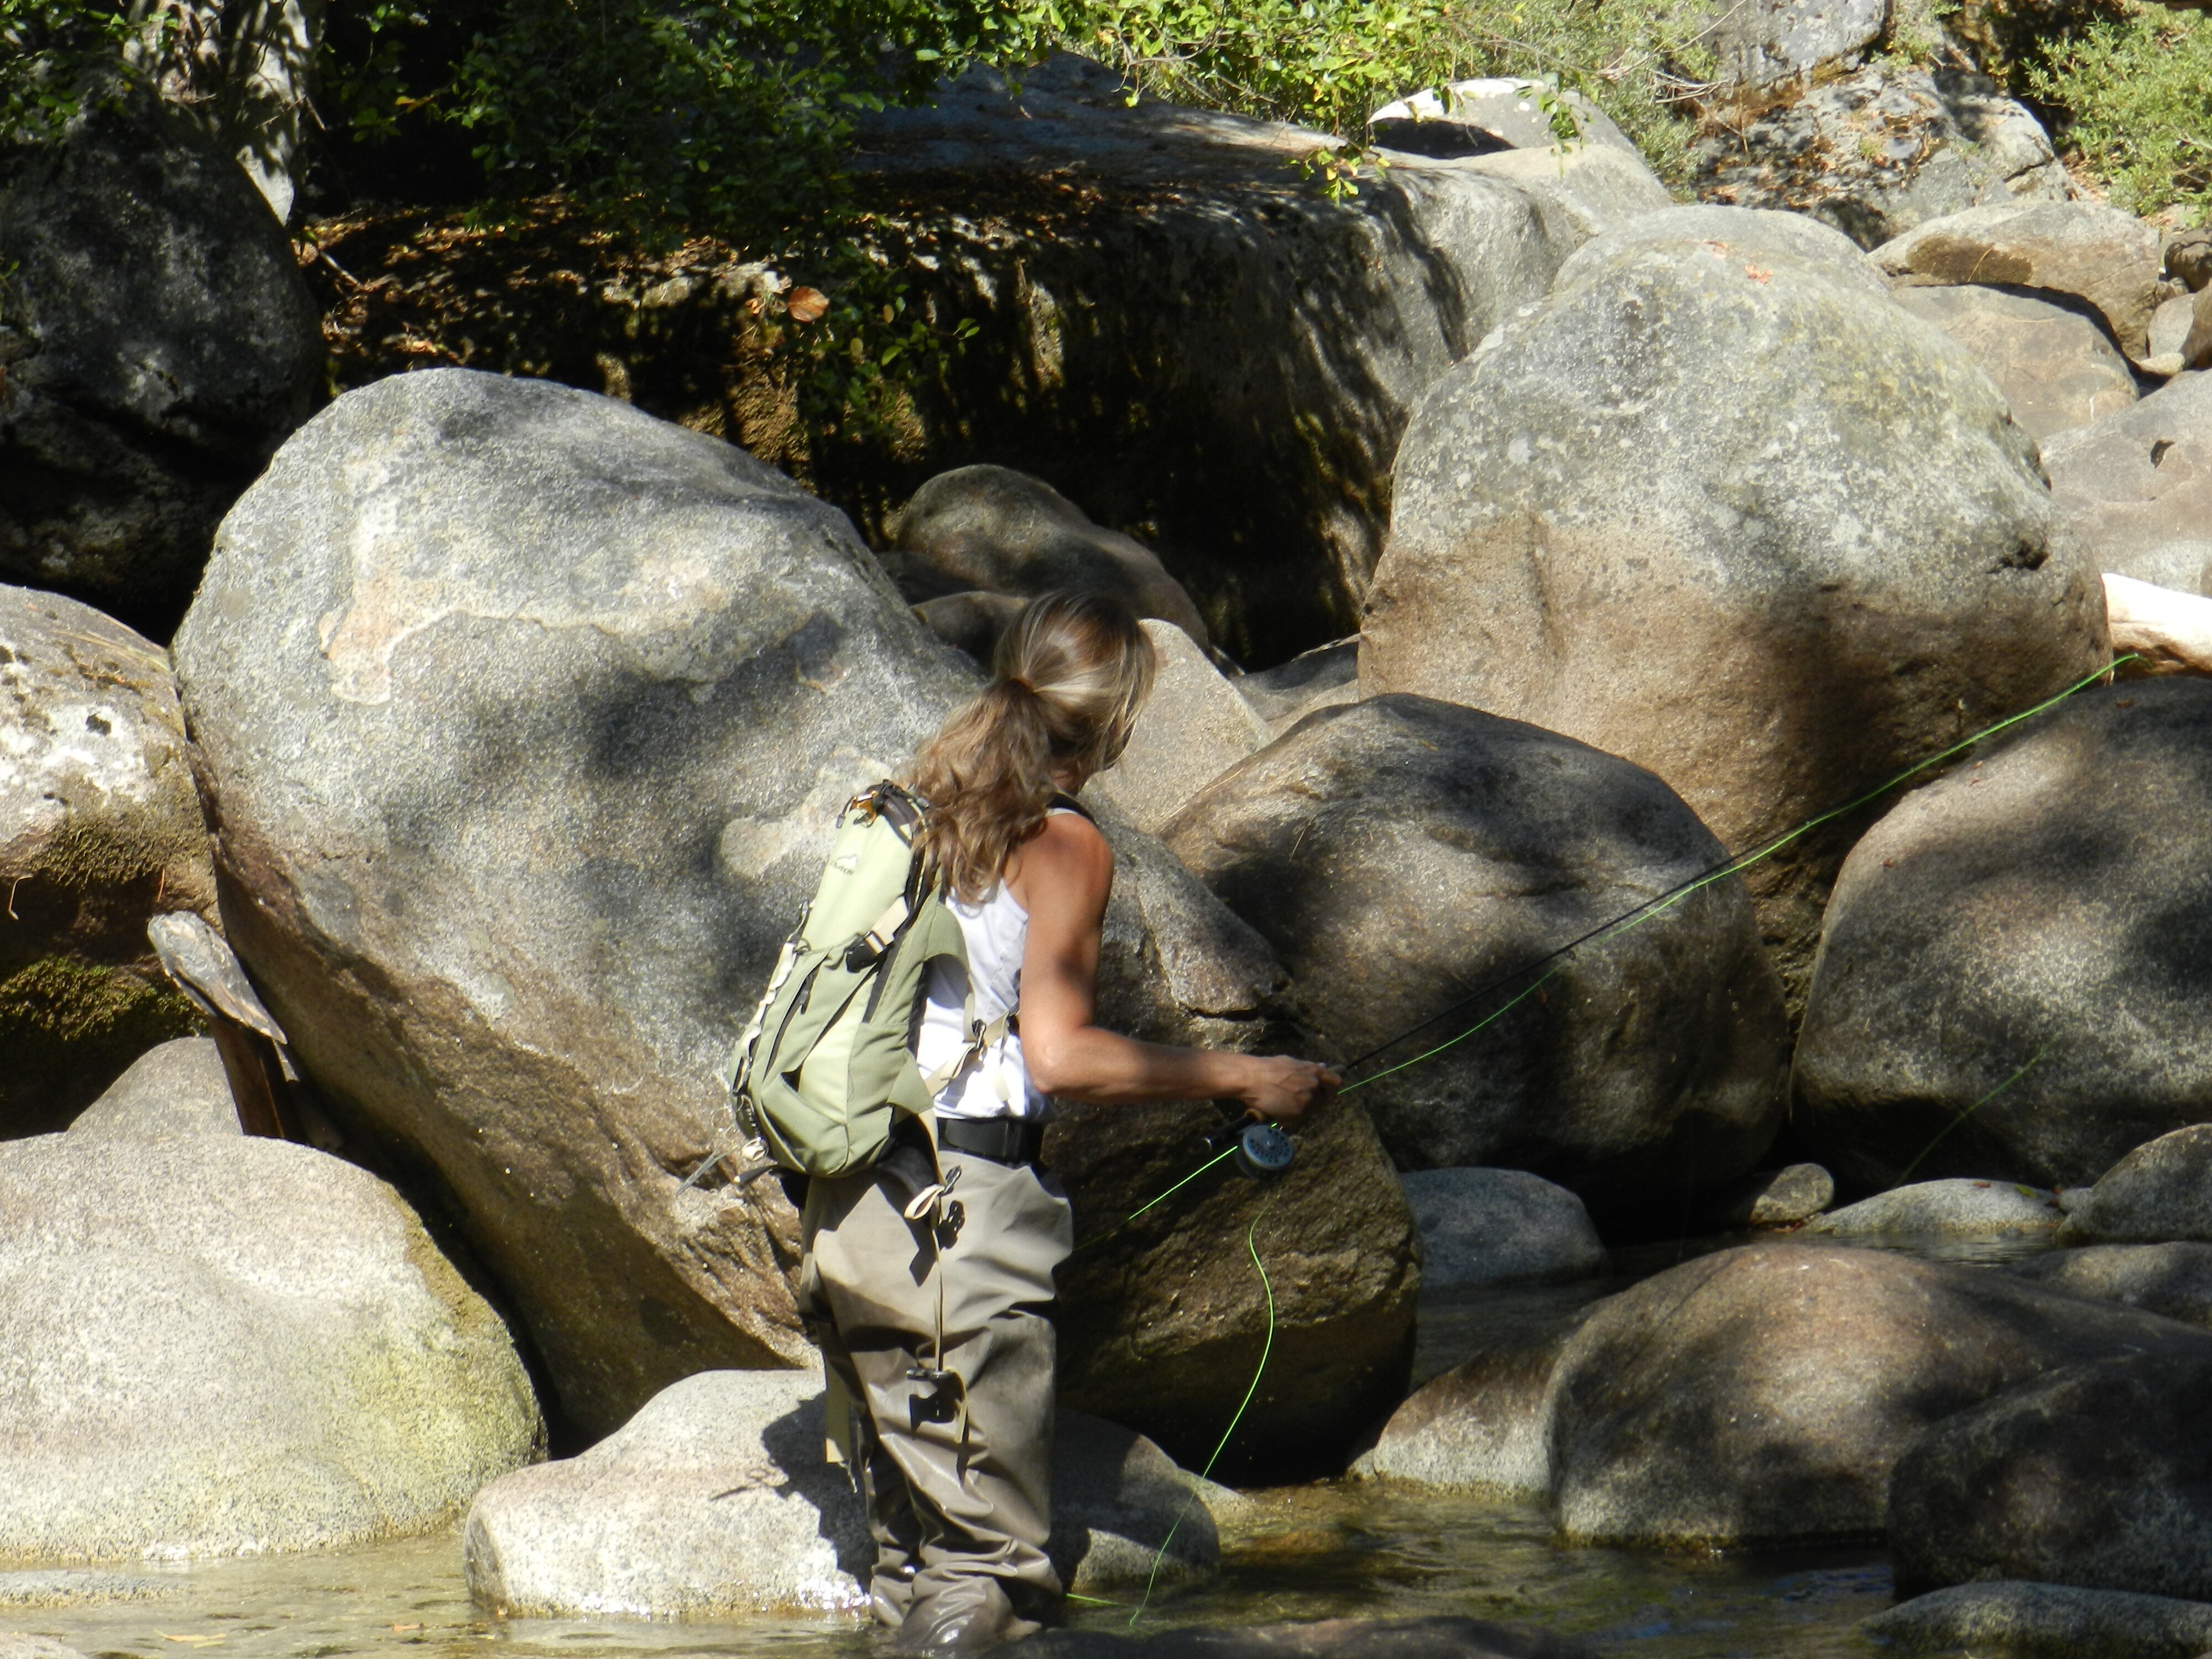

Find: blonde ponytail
<box><xmin>908</xmin><ymin>592</ymin><xmax>1157</xmax><ymax>900</ymax></box>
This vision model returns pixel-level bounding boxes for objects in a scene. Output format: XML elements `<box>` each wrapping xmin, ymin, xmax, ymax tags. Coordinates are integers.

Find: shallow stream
<box><xmin>6</xmin><ymin>1229</ymin><xmax>2058</xmax><ymax>1659</ymax></box>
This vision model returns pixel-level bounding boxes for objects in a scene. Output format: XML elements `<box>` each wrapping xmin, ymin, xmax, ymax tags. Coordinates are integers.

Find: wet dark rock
<box><xmin>847</xmin><ymin>54</ymin><xmax>1579</xmax><ymax>662</ymax></box>
<box><xmin>1891</xmin><ymin>1352</ymin><xmax>2212</xmax><ymax>1601</ymax></box>
<box><xmin>0</xmin><ymin>585</ymin><xmax>213</xmax><ymax>1139</ymax></box>
<box><xmin>1874</xmin><ymin>201</ymin><xmax>2172</xmax><ymax>363</ymax></box>
<box><xmin>1400</xmin><ymin>1168</ymin><xmax>1607</xmax><ymax>1291</ymax></box>
<box><xmin>1892</xmin><ymin>284</ymin><xmax>2137</xmax><ymax>442</ymax></box>
<box><xmin>2009</xmin><ymin>1243</ymin><xmax>2212</xmax><ymax>1330</ymax></box>
<box><xmin>175</xmin><ymin>368</ymin><xmax>1410</xmax><ymax>1460</ymax></box>
<box><xmin>1796</xmin><ymin>680</ymin><xmax>2212</xmax><ymax>1191</ymax></box>
<box><xmin>1360</xmin><ymin>205</ymin><xmax>2105</xmax><ymax>1013</ymax></box>
<box><xmin>1864</xmin><ymin>1580</ymin><xmax>2212</xmax><ymax>1658</ymax></box>
<box><xmin>886</xmin><ymin>465</ymin><xmax>1211</xmax><ymax>648</ymax></box>
<box><xmin>64</xmin><ymin>1036</ymin><xmax>235</xmax><ymax>1139</ymax></box>
<box><xmin>1018</xmin><ymin>1615</ymin><xmax>1597</xmax><ymax>1659</ymax></box>
<box><xmin>912</xmin><ymin>589</ymin><xmax>1025</xmax><ymax>663</ymax></box>
<box><xmin>2045</xmin><ymin>372</ymin><xmax>2212</xmax><ymax>588</ymax></box>
<box><xmin>1700</xmin><ymin>1162</ymin><xmax>1834</xmax><ymax>1228</ymax></box>
<box><xmin>0</xmin><ymin>91</ymin><xmax>322</xmax><ymax>635</ymax></box>
<box><xmin>1546</xmin><ymin>1240</ymin><xmax>2212</xmax><ymax>1544</ymax></box>
<box><xmin>1162</xmin><ymin>696</ymin><xmax>1788</xmax><ymax>1219</ymax></box>
<box><xmin>2062</xmin><ymin>1125</ymin><xmax>2212</xmax><ymax>1244</ymax></box>
<box><xmin>1694</xmin><ymin>69</ymin><xmax>2068</xmax><ymax>249</ymax></box>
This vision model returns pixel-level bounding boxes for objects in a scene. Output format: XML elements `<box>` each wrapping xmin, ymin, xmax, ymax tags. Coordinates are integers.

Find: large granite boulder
<box><xmin>175</xmin><ymin>368</ymin><xmax>1411</xmax><ymax>1459</ymax></box>
<box><xmin>1892</xmin><ymin>284</ymin><xmax>2137</xmax><ymax>442</ymax></box>
<box><xmin>1090</xmin><ymin>620</ymin><xmax>1271</xmax><ymax>834</ymax></box>
<box><xmin>1890</xmin><ymin>1353</ymin><xmax>2212</xmax><ymax>1600</ymax></box>
<box><xmin>1399</xmin><ymin>1168</ymin><xmax>1606</xmax><ymax>1292</ymax></box>
<box><xmin>1873</xmin><ymin>201</ymin><xmax>2173</xmax><ymax>363</ymax></box>
<box><xmin>2010</xmin><ymin>1243</ymin><xmax>2212</xmax><ymax>1331</ymax></box>
<box><xmin>0</xmin><ymin>1133</ymin><xmax>540</xmax><ymax>1559</ymax></box>
<box><xmin>0</xmin><ymin>92</ymin><xmax>322</xmax><ymax>637</ymax></box>
<box><xmin>1359</xmin><ymin>206</ymin><xmax>2106</xmax><ymax>1009</ymax></box>
<box><xmin>886</xmin><ymin>466</ymin><xmax>1211</xmax><ymax>648</ymax></box>
<box><xmin>1804</xmin><ymin>1178</ymin><xmax>2064</xmax><ymax>1240</ymax></box>
<box><xmin>1544</xmin><ymin>1241</ymin><xmax>2212</xmax><ymax>1545</ymax></box>
<box><xmin>842</xmin><ymin>54</ymin><xmax>1579</xmax><ymax>662</ymax></box>
<box><xmin>2062</xmin><ymin>1125</ymin><xmax>2212</xmax><ymax>1245</ymax></box>
<box><xmin>0</xmin><ymin>585</ymin><xmax>213</xmax><ymax>1139</ymax></box>
<box><xmin>2044</xmin><ymin>372</ymin><xmax>2212</xmax><ymax>590</ymax></box>
<box><xmin>1161</xmin><ymin>696</ymin><xmax>1787</xmax><ymax>1218</ymax></box>
<box><xmin>1796</xmin><ymin>680</ymin><xmax>2212</xmax><ymax>1191</ymax></box>
<box><xmin>463</xmin><ymin>1369</ymin><xmax>1224</xmax><ymax>1616</ymax></box>
<box><xmin>1864</xmin><ymin>1582</ymin><xmax>2212</xmax><ymax>1659</ymax></box>
<box><xmin>1703</xmin><ymin>0</ymin><xmax>1886</xmax><ymax>86</ymax></box>
<box><xmin>1694</xmin><ymin>69</ymin><xmax>2070</xmax><ymax>249</ymax></box>
<box><xmin>1368</xmin><ymin>79</ymin><xmax>1641</xmax><ymax>159</ymax></box>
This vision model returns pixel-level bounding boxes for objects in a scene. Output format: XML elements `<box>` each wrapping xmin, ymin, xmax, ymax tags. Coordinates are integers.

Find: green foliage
<box><xmin>0</xmin><ymin>0</ymin><xmax>154</xmax><ymax>140</ymax></box>
<box><xmin>2023</xmin><ymin>1</ymin><xmax>2212</xmax><ymax>220</ymax></box>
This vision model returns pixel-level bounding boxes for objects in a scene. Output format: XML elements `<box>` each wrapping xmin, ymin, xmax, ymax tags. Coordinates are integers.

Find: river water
<box><xmin>4</xmin><ymin>1230</ymin><xmax>2058</xmax><ymax>1659</ymax></box>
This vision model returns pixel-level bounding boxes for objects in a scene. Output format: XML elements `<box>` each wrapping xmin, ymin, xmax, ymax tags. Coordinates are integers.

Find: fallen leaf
<box><xmin>786</xmin><ymin>285</ymin><xmax>828</xmax><ymax>322</ymax></box>
<box><xmin>1744</xmin><ymin>263</ymin><xmax>1772</xmax><ymax>283</ymax></box>
<box><xmin>1696</xmin><ymin>238</ymin><xmax>1730</xmax><ymax>258</ymax></box>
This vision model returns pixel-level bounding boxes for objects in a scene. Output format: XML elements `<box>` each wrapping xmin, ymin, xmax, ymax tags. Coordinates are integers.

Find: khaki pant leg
<box><xmin>801</xmin><ymin>1151</ymin><xmax>1073</xmax><ymax>1613</ymax></box>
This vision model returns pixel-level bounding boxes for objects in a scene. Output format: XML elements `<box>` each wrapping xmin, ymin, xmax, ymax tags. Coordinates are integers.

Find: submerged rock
<box><xmin>1399</xmin><ymin>1168</ymin><xmax>1607</xmax><ymax>1291</ymax></box>
<box><xmin>1091</xmin><ymin>620</ymin><xmax>1271</xmax><ymax>834</ymax></box>
<box><xmin>463</xmin><ymin>1369</ymin><xmax>1221</xmax><ymax>1616</ymax></box>
<box><xmin>0</xmin><ymin>92</ymin><xmax>322</xmax><ymax>635</ymax></box>
<box><xmin>1021</xmin><ymin>1616</ymin><xmax>1597</xmax><ymax>1659</ymax></box>
<box><xmin>0</xmin><ymin>1639</ymin><xmax>92</xmax><ymax>1659</ymax></box>
<box><xmin>1700</xmin><ymin>1162</ymin><xmax>1835</xmax><ymax>1228</ymax></box>
<box><xmin>1805</xmin><ymin>1178</ymin><xmax>2064</xmax><ymax>1239</ymax></box>
<box><xmin>1891</xmin><ymin>1353</ymin><xmax>2212</xmax><ymax>1600</ymax></box>
<box><xmin>0</xmin><ymin>1133</ymin><xmax>540</xmax><ymax>1560</ymax></box>
<box><xmin>1796</xmin><ymin>680</ymin><xmax>2212</xmax><ymax>1190</ymax></box>
<box><xmin>1162</xmin><ymin>696</ymin><xmax>1788</xmax><ymax>1218</ymax></box>
<box><xmin>2044</xmin><ymin>371</ymin><xmax>2212</xmax><ymax>587</ymax></box>
<box><xmin>1864</xmin><ymin>1580</ymin><xmax>2212</xmax><ymax>1658</ymax></box>
<box><xmin>2062</xmin><ymin>1125</ymin><xmax>2212</xmax><ymax>1244</ymax></box>
<box><xmin>886</xmin><ymin>465</ymin><xmax>1210</xmax><ymax>648</ymax></box>
<box><xmin>63</xmin><ymin>1036</ymin><xmax>235</xmax><ymax>1139</ymax></box>
<box><xmin>848</xmin><ymin>54</ymin><xmax>1579</xmax><ymax>661</ymax></box>
<box><xmin>1891</xmin><ymin>284</ymin><xmax>2137</xmax><ymax>442</ymax></box>
<box><xmin>2009</xmin><ymin>1243</ymin><xmax>2212</xmax><ymax>1330</ymax></box>
<box><xmin>1360</xmin><ymin>205</ymin><xmax>2105</xmax><ymax>1010</ymax></box>
<box><xmin>1694</xmin><ymin>69</ymin><xmax>2069</xmax><ymax>249</ymax></box>
<box><xmin>0</xmin><ymin>585</ymin><xmax>213</xmax><ymax>1139</ymax></box>
<box><xmin>1546</xmin><ymin>1240</ymin><xmax>2212</xmax><ymax>1545</ymax></box>
<box><xmin>1872</xmin><ymin>201</ymin><xmax>2172</xmax><ymax>363</ymax></box>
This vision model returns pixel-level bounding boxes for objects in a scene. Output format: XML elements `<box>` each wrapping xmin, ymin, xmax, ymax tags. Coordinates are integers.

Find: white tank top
<box><xmin>911</xmin><ymin>806</ymin><xmax>1082</xmax><ymax>1121</ymax></box>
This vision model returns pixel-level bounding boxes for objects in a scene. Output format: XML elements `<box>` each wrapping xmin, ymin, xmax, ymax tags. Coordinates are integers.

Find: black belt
<box><xmin>936</xmin><ymin>1114</ymin><xmax>1045</xmax><ymax>1166</ymax></box>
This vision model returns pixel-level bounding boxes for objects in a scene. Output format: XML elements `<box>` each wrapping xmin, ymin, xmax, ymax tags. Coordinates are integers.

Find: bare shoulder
<box><xmin>1009</xmin><ymin>808</ymin><xmax>1114</xmax><ymax>907</ymax></box>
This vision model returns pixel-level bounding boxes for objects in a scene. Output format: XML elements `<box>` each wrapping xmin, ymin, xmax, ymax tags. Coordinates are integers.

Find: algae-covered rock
<box><xmin>0</xmin><ymin>1133</ymin><xmax>541</xmax><ymax>1561</ymax></box>
<box><xmin>1</xmin><ymin>585</ymin><xmax>213</xmax><ymax>1138</ymax></box>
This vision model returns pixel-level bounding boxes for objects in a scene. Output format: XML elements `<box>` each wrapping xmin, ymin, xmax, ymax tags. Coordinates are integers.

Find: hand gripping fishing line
<box><xmin>1100</xmin><ymin>654</ymin><xmax>2132</xmax><ymax>1619</ymax></box>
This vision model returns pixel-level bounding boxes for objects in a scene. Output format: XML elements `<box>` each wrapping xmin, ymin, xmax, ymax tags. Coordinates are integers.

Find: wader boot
<box><xmin>799</xmin><ymin>1144</ymin><xmax>1073</xmax><ymax>1648</ymax></box>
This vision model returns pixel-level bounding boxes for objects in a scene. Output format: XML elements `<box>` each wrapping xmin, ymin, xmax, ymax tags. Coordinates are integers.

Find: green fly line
<box><xmin>1893</xmin><ymin>1039</ymin><xmax>2057</xmax><ymax>1186</ymax></box>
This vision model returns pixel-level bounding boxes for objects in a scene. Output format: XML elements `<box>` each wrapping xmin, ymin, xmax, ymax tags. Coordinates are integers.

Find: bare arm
<box><xmin>1007</xmin><ymin>812</ymin><xmax>1336</xmax><ymax>1121</ymax></box>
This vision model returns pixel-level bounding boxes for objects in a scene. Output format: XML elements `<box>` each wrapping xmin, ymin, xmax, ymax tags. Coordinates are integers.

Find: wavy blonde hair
<box><xmin>908</xmin><ymin>591</ymin><xmax>1157</xmax><ymax>900</ymax></box>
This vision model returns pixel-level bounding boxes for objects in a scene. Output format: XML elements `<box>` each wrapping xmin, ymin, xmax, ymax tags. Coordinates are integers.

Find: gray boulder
<box><xmin>1437</xmin><ymin>147</ymin><xmax>1676</xmax><ymax>259</ymax></box>
<box><xmin>1703</xmin><ymin>0</ymin><xmax>1886</xmax><ymax>86</ymax></box>
<box><xmin>0</xmin><ymin>1132</ymin><xmax>540</xmax><ymax>1560</ymax></box>
<box><xmin>1399</xmin><ymin>1168</ymin><xmax>1606</xmax><ymax>1291</ymax></box>
<box><xmin>2010</xmin><ymin>1244</ymin><xmax>2212</xmax><ymax>1331</ymax></box>
<box><xmin>1796</xmin><ymin>680</ymin><xmax>2212</xmax><ymax>1190</ymax></box>
<box><xmin>886</xmin><ymin>466</ymin><xmax>1211</xmax><ymax>648</ymax></box>
<box><xmin>1865</xmin><ymin>1582</ymin><xmax>2212</xmax><ymax>1659</ymax></box>
<box><xmin>1369</xmin><ymin>80</ymin><xmax>1640</xmax><ymax>158</ymax></box>
<box><xmin>2170</xmin><ymin>228</ymin><xmax>2212</xmax><ymax>294</ymax></box>
<box><xmin>1360</xmin><ymin>205</ymin><xmax>2106</xmax><ymax>1011</ymax></box>
<box><xmin>912</xmin><ymin>589</ymin><xmax>1026</xmax><ymax>663</ymax></box>
<box><xmin>1805</xmin><ymin>1178</ymin><xmax>2064</xmax><ymax>1239</ymax></box>
<box><xmin>1892</xmin><ymin>284</ymin><xmax>2137</xmax><ymax>442</ymax></box>
<box><xmin>1873</xmin><ymin>201</ymin><xmax>2172</xmax><ymax>362</ymax></box>
<box><xmin>0</xmin><ymin>1572</ymin><xmax>177</xmax><ymax>1607</ymax></box>
<box><xmin>1546</xmin><ymin>1240</ymin><xmax>2212</xmax><ymax>1545</ymax></box>
<box><xmin>1693</xmin><ymin>69</ymin><xmax>2070</xmax><ymax>250</ymax></box>
<box><xmin>1700</xmin><ymin>1162</ymin><xmax>1835</xmax><ymax>1228</ymax></box>
<box><xmin>1</xmin><ymin>585</ymin><xmax>214</xmax><ymax>1139</ymax></box>
<box><xmin>126</xmin><ymin>0</ymin><xmax>322</xmax><ymax>223</ymax></box>
<box><xmin>2063</xmin><ymin>1125</ymin><xmax>2212</xmax><ymax>1244</ymax></box>
<box><xmin>850</xmin><ymin>54</ymin><xmax>1579</xmax><ymax>662</ymax></box>
<box><xmin>64</xmin><ymin>1036</ymin><xmax>236</xmax><ymax>1139</ymax></box>
<box><xmin>1091</xmin><ymin>620</ymin><xmax>1271</xmax><ymax>833</ymax></box>
<box><xmin>1890</xmin><ymin>1353</ymin><xmax>2212</xmax><ymax>1601</ymax></box>
<box><xmin>1234</xmin><ymin>637</ymin><xmax>1359</xmax><ymax>732</ymax></box>
<box><xmin>463</xmin><ymin>1369</ymin><xmax>1222</xmax><ymax>1616</ymax></box>
<box><xmin>2045</xmin><ymin>372</ymin><xmax>2212</xmax><ymax>588</ymax></box>
<box><xmin>0</xmin><ymin>92</ymin><xmax>322</xmax><ymax>635</ymax></box>
<box><xmin>175</xmin><ymin>368</ymin><xmax>1412</xmax><ymax>1460</ymax></box>
<box><xmin>1161</xmin><ymin>696</ymin><xmax>1788</xmax><ymax>1218</ymax></box>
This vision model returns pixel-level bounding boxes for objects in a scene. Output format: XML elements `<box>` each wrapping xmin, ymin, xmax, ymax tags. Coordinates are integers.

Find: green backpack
<box><xmin>717</xmin><ymin>781</ymin><xmax>974</xmax><ymax>1180</ymax></box>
